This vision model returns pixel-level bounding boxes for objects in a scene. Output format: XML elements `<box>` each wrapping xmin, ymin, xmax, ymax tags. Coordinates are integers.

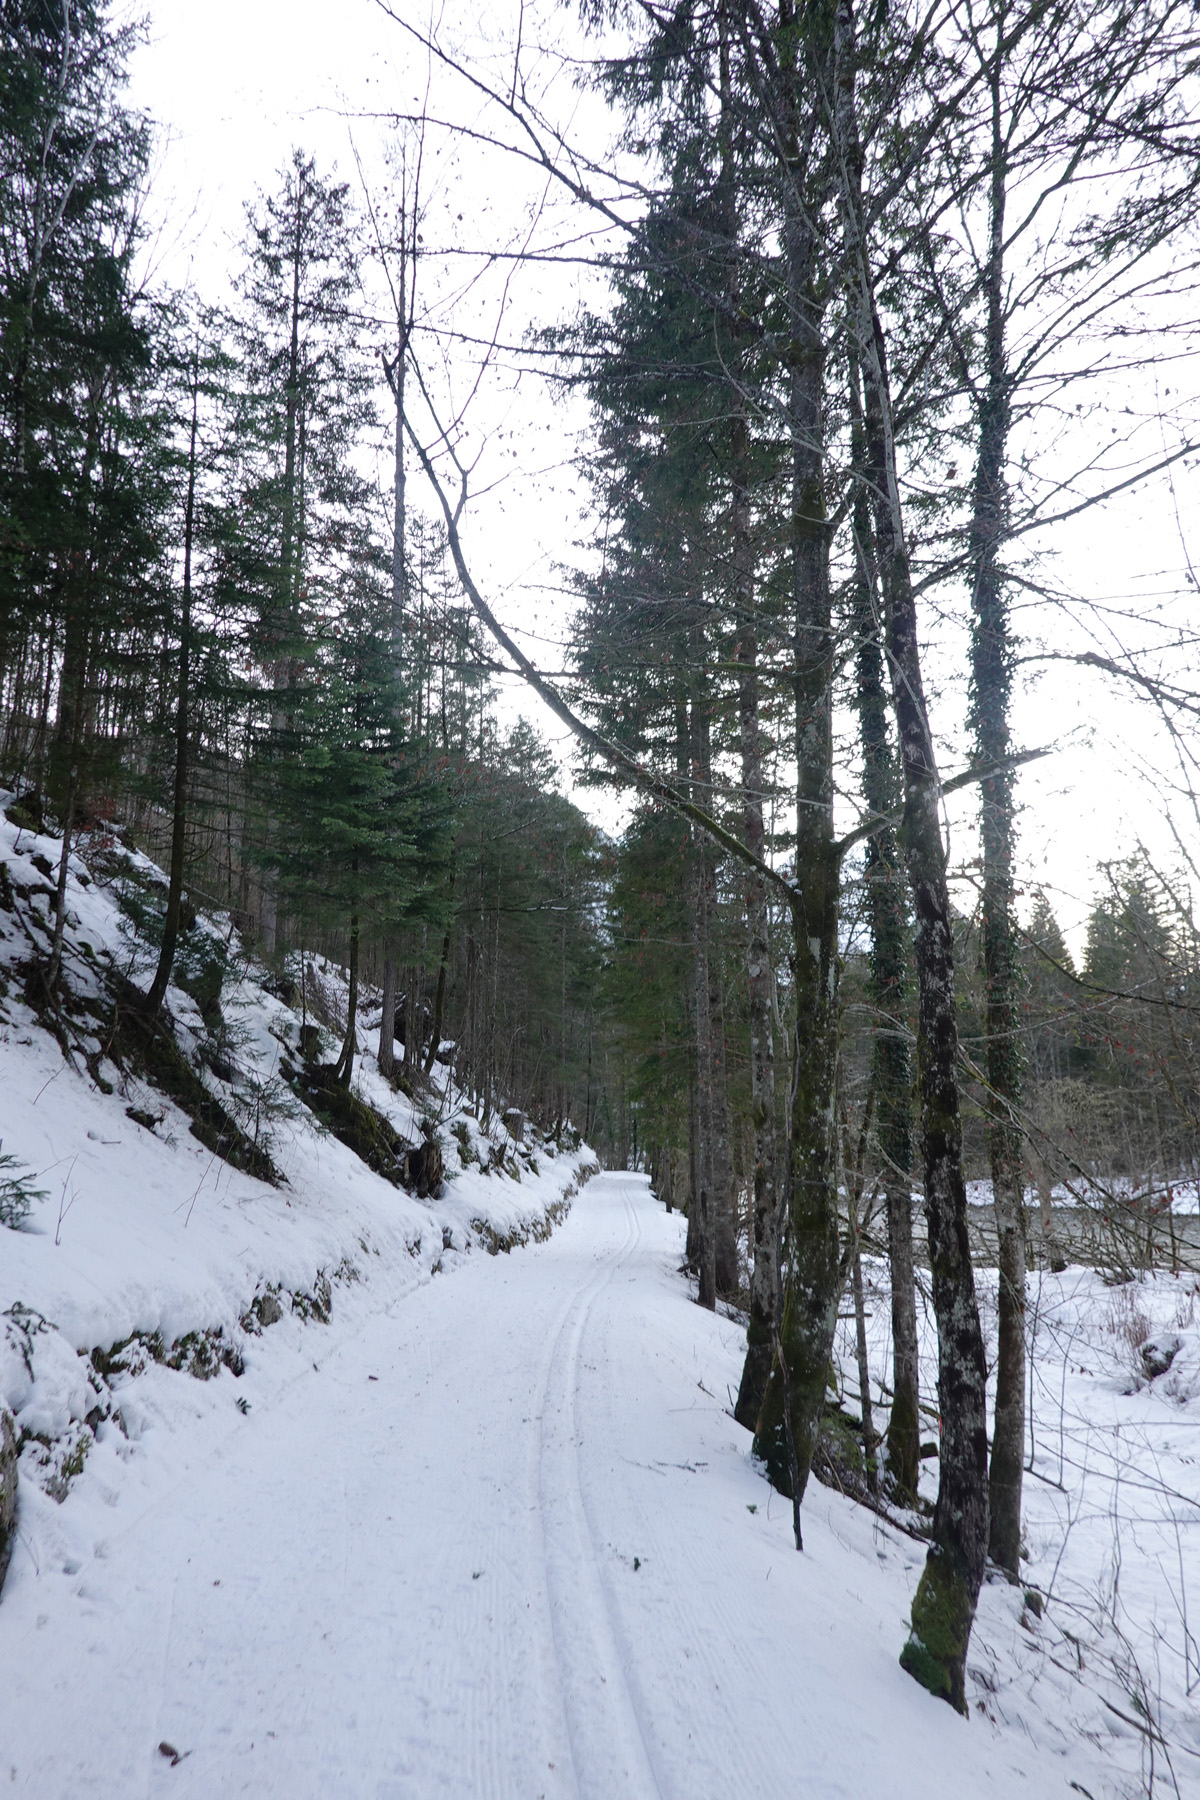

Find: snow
<box><xmin>843</xmin><ymin>1256</ymin><xmax>1200</xmax><ymax>1795</ymax></box>
<box><xmin>0</xmin><ymin>790</ymin><xmax>594</xmax><ymax>1520</ymax></box>
<box><xmin>0</xmin><ymin>1174</ymin><xmax>1118</xmax><ymax>1799</ymax></box>
<box><xmin>966</xmin><ymin>1174</ymin><xmax>1200</xmax><ymax>1216</ymax></box>
<box><xmin>3</xmin><ymin>798</ymin><xmax>1199</xmax><ymax>1797</ymax></box>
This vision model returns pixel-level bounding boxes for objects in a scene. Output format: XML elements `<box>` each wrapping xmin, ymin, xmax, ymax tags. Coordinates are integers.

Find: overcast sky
<box><xmin>125</xmin><ymin>0</ymin><xmax>1200</xmax><ymax>955</ymax></box>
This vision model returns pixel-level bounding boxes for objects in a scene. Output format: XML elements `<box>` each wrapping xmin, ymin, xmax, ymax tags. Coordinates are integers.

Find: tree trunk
<box><xmin>686</xmin><ymin>1072</ymin><xmax>702</xmax><ymax>1274</ymax></box>
<box><xmin>45</xmin><ymin>391</ymin><xmax>102</xmax><ymax>995</ymax></box>
<box><xmin>403</xmin><ymin>969</ymin><xmax>418</xmax><ymax>1068</ymax></box>
<box><xmin>691</xmin><ymin>834</ymin><xmax>718</xmax><ymax>1311</ymax></box>
<box><xmin>851</xmin><ymin>1240</ymin><xmax>878</xmax><ymax>1495</ymax></box>
<box><xmin>148</xmin><ymin>350</ymin><xmax>200</xmax><ymax>1015</ymax></box>
<box><xmin>848</xmin><ymin>351</ymin><xmax>921</xmax><ymax>1500</ymax></box>
<box><xmin>378</xmin><ymin>954</ymin><xmax>396</xmax><ymax>1078</ymax></box>
<box><xmin>49</xmin><ymin>403</ymin><xmax>101</xmax><ymax>818</ymax></box>
<box><xmin>970</xmin><ymin>47</ymin><xmax>1026</xmax><ymax>1583</ymax></box>
<box><xmin>884</xmin><ymin>1178</ymin><xmax>921</xmax><ymax>1500</ymax></box>
<box><xmin>704</xmin><ymin>853</ymin><xmax>737</xmax><ymax>1294</ymax></box>
<box><xmin>46</xmin><ymin>721</ymin><xmax>80</xmax><ymax>995</ymax></box>
<box><xmin>694</xmin><ymin>694</ymin><xmax>737</xmax><ymax>1296</ymax></box>
<box><xmin>725</xmin><ymin>11</ymin><xmax>781</xmax><ymax>1425</ymax></box>
<box><xmin>424</xmin><ymin>856</ymin><xmax>456</xmax><ymax>1075</ymax></box>
<box><xmin>832</xmin><ymin>0</ymin><xmax>989</xmax><ymax>1711</ymax></box>
<box><xmin>335</xmin><ymin>913</ymin><xmax>360</xmax><ymax>1088</ymax></box>
<box><xmin>677</xmin><ymin>686</ymin><xmax>717</xmax><ymax>1308</ymax></box>
<box><xmin>752</xmin><ymin>21</ymin><xmax>841</xmax><ymax>1517</ymax></box>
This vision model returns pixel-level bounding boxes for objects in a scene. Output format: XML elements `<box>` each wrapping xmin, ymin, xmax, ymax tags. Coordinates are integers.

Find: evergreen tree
<box><xmin>224</xmin><ymin>150</ymin><xmax>374</xmax><ymax>949</ymax></box>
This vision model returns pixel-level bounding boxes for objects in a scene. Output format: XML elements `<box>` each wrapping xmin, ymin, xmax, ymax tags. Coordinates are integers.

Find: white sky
<box><xmin>125</xmin><ymin>0</ymin><xmax>1200</xmax><ymax>958</ymax></box>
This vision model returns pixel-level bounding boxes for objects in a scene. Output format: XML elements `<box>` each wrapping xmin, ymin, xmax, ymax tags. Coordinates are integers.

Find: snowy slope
<box><xmin>844</xmin><ymin>1255</ymin><xmax>1200</xmax><ymax>1797</ymax></box>
<box><xmin>0</xmin><ymin>794</ymin><xmax>595</xmax><ymax>1505</ymax></box>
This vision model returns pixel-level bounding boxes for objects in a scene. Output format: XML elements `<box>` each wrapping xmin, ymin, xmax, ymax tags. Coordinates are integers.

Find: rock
<box><xmin>4</xmin><ymin>791</ymin><xmax>45</xmax><ymax>833</ymax></box>
<box><xmin>293</xmin><ymin>1275</ymin><xmax>331</xmax><ymax>1324</ymax></box>
<box><xmin>502</xmin><ymin>1107</ymin><xmax>526</xmax><ymax>1144</ymax></box>
<box><xmin>405</xmin><ymin>1132</ymin><xmax>444</xmax><ymax>1200</ymax></box>
<box><xmin>1139</xmin><ymin>1334</ymin><xmax>1182</xmax><ymax>1381</ymax></box>
<box><xmin>0</xmin><ymin>1404</ymin><xmax>17</xmax><ymax>1599</ymax></box>
<box><xmin>255</xmin><ymin>1291</ymin><xmax>284</xmax><ymax>1328</ymax></box>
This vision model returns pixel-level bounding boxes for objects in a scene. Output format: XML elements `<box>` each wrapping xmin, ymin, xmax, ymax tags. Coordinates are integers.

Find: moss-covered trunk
<box><xmin>848</xmin><ymin>350</ymin><xmax>921</xmax><ymax>1500</ymax></box>
<box><xmin>832</xmin><ymin>0</ymin><xmax>988</xmax><ymax>1709</ymax></box>
<box><xmin>751</xmin><ymin>32</ymin><xmax>840</xmax><ymax>1514</ymax></box>
<box><xmin>970</xmin><ymin>52</ymin><xmax>1026</xmax><ymax>1582</ymax></box>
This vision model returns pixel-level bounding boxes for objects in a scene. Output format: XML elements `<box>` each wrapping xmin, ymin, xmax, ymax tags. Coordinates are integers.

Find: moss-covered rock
<box><xmin>110</xmin><ymin>980</ymin><xmax>279</xmax><ymax>1184</ymax></box>
<box><xmin>4</xmin><ymin>791</ymin><xmax>46</xmax><ymax>834</ymax></box>
<box><xmin>812</xmin><ymin>1405</ymin><xmax>870</xmax><ymax>1500</ymax></box>
<box><xmin>287</xmin><ymin>1062</ymin><xmax>407</xmax><ymax>1184</ymax></box>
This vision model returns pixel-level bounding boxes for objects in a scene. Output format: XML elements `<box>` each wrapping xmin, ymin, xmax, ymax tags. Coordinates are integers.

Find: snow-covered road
<box><xmin>3</xmin><ymin>1174</ymin><xmax>1080</xmax><ymax>1798</ymax></box>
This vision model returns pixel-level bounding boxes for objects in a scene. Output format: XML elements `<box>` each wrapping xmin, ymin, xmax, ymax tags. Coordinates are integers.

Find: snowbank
<box><xmin>0</xmin><ymin>793</ymin><xmax>595</xmax><ymax>1510</ymax></box>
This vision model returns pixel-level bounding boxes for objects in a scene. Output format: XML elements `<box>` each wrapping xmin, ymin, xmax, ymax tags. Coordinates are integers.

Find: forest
<box><xmin>3</xmin><ymin>0</ymin><xmax>1200</xmax><ymax>1738</ymax></box>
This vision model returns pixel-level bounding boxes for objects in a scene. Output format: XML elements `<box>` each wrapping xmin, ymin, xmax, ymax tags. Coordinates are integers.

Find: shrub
<box><xmin>0</xmin><ymin>1149</ymin><xmax>47</xmax><ymax>1229</ymax></box>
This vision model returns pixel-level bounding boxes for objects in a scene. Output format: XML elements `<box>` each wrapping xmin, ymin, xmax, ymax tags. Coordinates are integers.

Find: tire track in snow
<box><xmin>576</xmin><ymin>1210</ymin><xmax>787</xmax><ymax>1795</ymax></box>
<box><xmin>536</xmin><ymin>1177</ymin><xmax>665</xmax><ymax>1800</ymax></box>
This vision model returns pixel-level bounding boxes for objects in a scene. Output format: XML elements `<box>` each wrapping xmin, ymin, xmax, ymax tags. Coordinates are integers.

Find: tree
<box><xmin>226</xmin><ymin>149</ymin><xmax>374</xmax><ymax>952</ymax></box>
<box><xmin>830</xmin><ymin>0</ymin><xmax>989</xmax><ymax>1709</ymax></box>
<box><xmin>264</xmin><ymin>536</ymin><xmax>449</xmax><ymax>1086</ymax></box>
<box><xmin>0</xmin><ymin>0</ymin><xmax>165</xmax><ymax>991</ymax></box>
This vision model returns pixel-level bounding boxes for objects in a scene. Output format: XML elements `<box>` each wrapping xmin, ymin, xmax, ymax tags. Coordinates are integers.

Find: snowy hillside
<box><xmin>0</xmin><ymin>795</ymin><xmax>596</xmax><ymax>1542</ymax></box>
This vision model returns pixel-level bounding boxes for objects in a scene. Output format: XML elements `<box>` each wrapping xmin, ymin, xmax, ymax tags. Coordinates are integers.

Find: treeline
<box><xmin>611</xmin><ymin>844</ymin><xmax>1200</xmax><ymax>1258</ymax></box>
<box><xmin>434</xmin><ymin>0</ymin><xmax>1200</xmax><ymax>1711</ymax></box>
<box><xmin>0</xmin><ymin>3</ymin><xmax>612</xmax><ymax>1141</ymax></box>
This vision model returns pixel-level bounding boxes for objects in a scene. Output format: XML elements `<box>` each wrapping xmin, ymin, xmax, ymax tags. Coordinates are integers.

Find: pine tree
<box><xmin>0</xmin><ymin>0</ymin><xmax>161</xmax><ymax>963</ymax></box>
<box><xmin>225</xmin><ymin>150</ymin><xmax>374</xmax><ymax>951</ymax></box>
<box><xmin>264</xmin><ymin>536</ymin><xmax>449</xmax><ymax>1086</ymax></box>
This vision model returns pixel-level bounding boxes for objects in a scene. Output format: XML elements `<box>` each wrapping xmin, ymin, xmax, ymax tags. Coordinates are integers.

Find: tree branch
<box><xmin>403</xmin><ymin>406</ymin><xmax>802</xmax><ymax>910</ymax></box>
<box><xmin>833</xmin><ymin>747</ymin><xmax>1051</xmax><ymax>858</ymax></box>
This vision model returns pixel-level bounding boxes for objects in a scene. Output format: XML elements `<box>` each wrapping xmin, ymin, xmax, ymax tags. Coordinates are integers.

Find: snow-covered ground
<box><xmin>966</xmin><ymin>1175</ymin><xmax>1200</xmax><ymax>1217</ymax></box>
<box><xmin>841</xmin><ymin>1257</ymin><xmax>1200</xmax><ymax>1798</ymax></box>
<box><xmin>0</xmin><ymin>1171</ymin><xmax>1156</xmax><ymax>1800</ymax></box>
<box><xmin>0</xmin><ymin>792</ymin><xmax>595</xmax><ymax>1553</ymax></box>
<box><xmin>3</xmin><ymin>799</ymin><xmax>1199</xmax><ymax>1797</ymax></box>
